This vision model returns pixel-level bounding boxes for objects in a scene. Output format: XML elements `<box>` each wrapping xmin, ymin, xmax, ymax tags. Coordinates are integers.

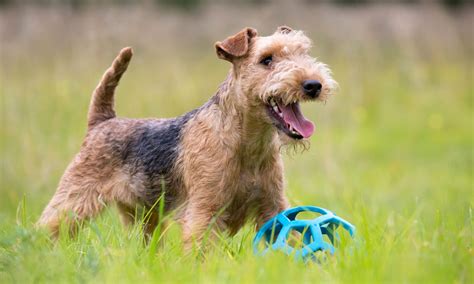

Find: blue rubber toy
<box><xmin>253</xmin><ymin>206</ymin><xmax>355</xmax><ymax>261</ymax></box>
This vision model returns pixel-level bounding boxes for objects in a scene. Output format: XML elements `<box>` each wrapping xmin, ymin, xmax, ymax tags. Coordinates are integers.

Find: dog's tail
<box><xmin>87</xmin><ymin>47</ymin><xmax>133</xmax><ymax>129</ymax></box>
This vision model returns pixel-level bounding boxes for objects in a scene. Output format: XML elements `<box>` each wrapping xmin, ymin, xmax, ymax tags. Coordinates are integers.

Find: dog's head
<box><xmin>215</xmin><ymin>26</ymin><xmax>337</xmax><ymax>141</ymax></box>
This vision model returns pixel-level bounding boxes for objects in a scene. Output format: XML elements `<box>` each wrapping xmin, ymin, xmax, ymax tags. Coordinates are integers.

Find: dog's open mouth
<box><xmin>266</xmin><ymin>97</ymin><xmax>315</xmax><ymax>140</ymax></box>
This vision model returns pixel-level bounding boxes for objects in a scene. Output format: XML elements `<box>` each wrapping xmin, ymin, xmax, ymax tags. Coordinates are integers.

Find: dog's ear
<box><xmin>215</xmin><ymin>27</ymin><xmax>257</xmax><ymax>62</ymax></box>
<box><xmin>275</xmin><ymin>26</ymin><xmax>293</xmax><ymax>34</ymax></box>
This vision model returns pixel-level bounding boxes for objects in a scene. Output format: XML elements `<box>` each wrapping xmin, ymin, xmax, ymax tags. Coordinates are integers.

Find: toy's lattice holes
<box><xmin>255</xmin><ymin>221</ymin><xmax>283</xmax><ymax>251</ymax></box>
<box><xmin>286</xmin><ymin>226</ymin><xmax>312</xmax><ymax>249</ymax></box>
<box><xmin>322</xmin><ymin>233</ymin><xmax>332</xmax><ymax>245</ymax></box>
<box><xmin>294</xmin><ymin>211</ymin><xmax>323</xmax><ymax>221</ymax></box>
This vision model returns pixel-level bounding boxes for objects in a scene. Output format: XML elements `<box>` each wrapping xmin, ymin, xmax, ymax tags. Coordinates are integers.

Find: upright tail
<box><xmin>87</xmin><ymin>47</ymin><xmax>133</xmax><ymax>129</ymax></box>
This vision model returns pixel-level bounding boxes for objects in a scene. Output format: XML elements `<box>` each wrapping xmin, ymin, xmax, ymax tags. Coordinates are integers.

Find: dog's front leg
<box><xmin>181</xmin><ymin>193</ymin><xmax>227</xmax><ymax>252</ymax></box>
<box><xmin>256</xmin><ymin>159</ymin><xmax>290</xmax><ymax>230</ymax></box>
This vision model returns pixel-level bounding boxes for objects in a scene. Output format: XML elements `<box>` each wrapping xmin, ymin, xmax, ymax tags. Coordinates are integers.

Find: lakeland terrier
<box><xmin>37</xmin><ymin>26</ymin><xmax>337</xmax><ymax>249</ymax></box>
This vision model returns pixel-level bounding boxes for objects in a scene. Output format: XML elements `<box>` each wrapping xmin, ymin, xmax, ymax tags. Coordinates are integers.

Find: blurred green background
<box><xmin>0</xmin><ymin>1</ymin><xmax>472</xmax><ymax>283</ymax></box>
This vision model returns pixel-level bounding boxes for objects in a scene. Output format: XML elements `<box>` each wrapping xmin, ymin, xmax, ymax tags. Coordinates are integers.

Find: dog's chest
<box><xmin>231</xmin><ymin>162</ymin><xmax>269</xmax><ymax>203</ymax></box>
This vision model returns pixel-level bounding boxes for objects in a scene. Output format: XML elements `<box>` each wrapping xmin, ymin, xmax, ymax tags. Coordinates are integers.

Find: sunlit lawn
<box><xmin>1</xmin><ymin>38</ymin><xmax>472</xmax><ymax>283</ymax></box>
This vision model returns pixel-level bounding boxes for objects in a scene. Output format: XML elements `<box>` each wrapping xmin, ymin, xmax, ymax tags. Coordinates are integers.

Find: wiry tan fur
<box><xmin>37</xmin><ymin>27</ymin><xmax>337</xmax><ymax>250</ymax></box>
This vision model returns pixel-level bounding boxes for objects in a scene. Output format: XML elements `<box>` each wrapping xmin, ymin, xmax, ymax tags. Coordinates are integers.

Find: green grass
<box><xmin>1</xmin><ymin>40</ymin><xmax>472</xmax><ymax>283</ymax></box>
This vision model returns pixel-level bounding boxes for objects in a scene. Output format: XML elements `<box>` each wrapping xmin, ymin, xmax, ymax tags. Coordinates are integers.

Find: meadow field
<box><xmin>0</xmin><ymin>2</ymin><xmax>473</xmax><ymax>283</ymax></box>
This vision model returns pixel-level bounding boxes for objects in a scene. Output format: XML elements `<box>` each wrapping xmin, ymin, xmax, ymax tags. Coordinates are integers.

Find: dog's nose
<box><xmin>302</xmin><ymin>80</ymin><xmax>322</xmax><ymax>98</ymax></box>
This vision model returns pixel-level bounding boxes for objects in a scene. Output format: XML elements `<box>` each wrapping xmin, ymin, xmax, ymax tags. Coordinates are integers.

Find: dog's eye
<box><xmin>260</xmin><ymin>55</ymin><xmax>273</xmax><ymax>66</ymax></box>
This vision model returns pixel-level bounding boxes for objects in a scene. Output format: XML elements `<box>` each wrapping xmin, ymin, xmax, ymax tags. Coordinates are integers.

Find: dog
<box><xmin>37</xmin><ymin>26</ymin><xmax>337</xmax><ymax>249</ymax></box>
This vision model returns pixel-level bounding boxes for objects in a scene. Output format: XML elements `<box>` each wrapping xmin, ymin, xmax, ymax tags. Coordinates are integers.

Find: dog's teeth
<box><xmin>289</xmin><ymin>127</ymin><xmax>298</xmax><ymax>135</ymax></box>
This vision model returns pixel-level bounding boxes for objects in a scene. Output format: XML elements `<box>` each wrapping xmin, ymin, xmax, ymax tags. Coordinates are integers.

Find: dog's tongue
<box><xmin>279</xmin><ymin>102</ymin><xmax>315</xmax><ymax>138</ymax></box>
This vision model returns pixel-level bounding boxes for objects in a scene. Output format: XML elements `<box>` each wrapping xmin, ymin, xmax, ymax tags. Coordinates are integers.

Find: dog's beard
<box><xmin>278</xmin><ymin>132</ymin><xmax>310</xmax><ymax>155</ymax></box>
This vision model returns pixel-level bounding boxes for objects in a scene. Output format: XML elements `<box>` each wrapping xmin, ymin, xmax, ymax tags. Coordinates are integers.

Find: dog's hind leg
<box><xmin>37</xmin><ymin>184</ymin><xmax>106</xmax><ymax>238</ymax></box>
<box><xmin>37</xmin><ymin>163</ymin><xmax>109</xmax><ymax>238</ymax></box>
